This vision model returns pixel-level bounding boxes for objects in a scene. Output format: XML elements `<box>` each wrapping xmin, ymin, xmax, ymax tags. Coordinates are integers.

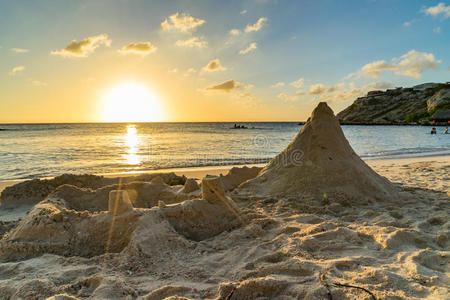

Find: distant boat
<box><xmin>231</xmin><ymin>124</ymin><xmax>248</xmax><ymax>129</ymax></box>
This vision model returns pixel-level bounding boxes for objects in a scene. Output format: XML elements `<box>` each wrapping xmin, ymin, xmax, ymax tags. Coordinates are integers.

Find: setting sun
<box><xmin>101</xmin><ymin>82</ymin><xmax>163</xmax><ymax>122</ymax></box>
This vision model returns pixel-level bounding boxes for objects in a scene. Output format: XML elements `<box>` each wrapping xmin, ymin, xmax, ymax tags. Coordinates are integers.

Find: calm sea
<box><xmin>0</xmin><ymin>123</ymin><xmax>449</xmax><ymax>180</ymax></box>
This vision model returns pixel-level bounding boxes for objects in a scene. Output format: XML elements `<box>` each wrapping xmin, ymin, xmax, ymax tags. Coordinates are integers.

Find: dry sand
<box><xmin>0</xmin><ymin>103</ymin><xmax>448</xmax><ymax>300</ymax></box>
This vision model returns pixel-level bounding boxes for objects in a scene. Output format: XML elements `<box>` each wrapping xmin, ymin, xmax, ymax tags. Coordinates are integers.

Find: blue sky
<box><xmin>0</xmin><ymin>0</ymin><xmax>449</xmax><ymax>122</ymax></box>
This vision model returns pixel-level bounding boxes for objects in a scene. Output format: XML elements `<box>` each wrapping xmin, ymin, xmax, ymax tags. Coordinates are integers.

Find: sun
<box><xmin>101</xmin><ymin>82</ymin><xmax>163</xmax><ymax>122</ymax></box>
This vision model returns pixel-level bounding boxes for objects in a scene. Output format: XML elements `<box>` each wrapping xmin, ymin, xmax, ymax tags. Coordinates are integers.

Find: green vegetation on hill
<box><xmin>404</xmin><ymin>102</ymin><xmax>450</xmax><ymax>123</ymax></box>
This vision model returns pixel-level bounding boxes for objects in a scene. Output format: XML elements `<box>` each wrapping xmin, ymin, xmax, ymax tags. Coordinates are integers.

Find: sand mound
<box><xmin>0</xmin><ymin>172</ymin><xmax>187</xmax><ymax>207</ymax></box>
<box><xmin>219</xmin><ymin>166</ymin><xmax>262</xmax><ymax>191</ymax></box>
<box><xmin>0</xmin><ymin>194</ymin><xmax>141</xmax><ymax>261</ymax></box>
<box><xmin>240</xmin><ymin>102</ymin><xmax>398</xmax><ymax>202</ymax></box>
<box><xmin>46</xmin><ymin>179</ymin><xmax>199</xmax><ymax>213</ymax></box>
<box><xmin>180</xmin><ymin>178</ymin><xmax>200</xmax><ymax>194</ymax></box>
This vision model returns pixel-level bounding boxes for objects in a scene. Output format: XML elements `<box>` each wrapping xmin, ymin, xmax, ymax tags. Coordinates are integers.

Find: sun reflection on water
<box><xmin>124</xmin><ymin>125</ymin><xmax>141</xmax><ymax>165</ymax></box>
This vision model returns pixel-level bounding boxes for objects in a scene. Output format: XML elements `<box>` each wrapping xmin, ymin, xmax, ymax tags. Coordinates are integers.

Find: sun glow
<box><xmin>101</xmin><ymin>82</ymin><xmax>163</xmax><ymax>122</ymax></box>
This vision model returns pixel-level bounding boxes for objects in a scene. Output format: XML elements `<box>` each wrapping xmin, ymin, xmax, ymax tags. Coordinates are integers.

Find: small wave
<box><xmin>361</xmin><ymin>147</ymin><xmax>450</xmax><ymax>159</ymax></box>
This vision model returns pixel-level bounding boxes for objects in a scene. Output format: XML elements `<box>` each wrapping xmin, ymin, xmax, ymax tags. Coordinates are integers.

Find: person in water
<box><xmin>430</xmin><ymin>127</ymin><xmax>437</xmax><ymax>134</ymax></box>
<box><xmin>445</xmin><ymin>127</ymin><xmax>449</xmax><ymax>134</ymax></box>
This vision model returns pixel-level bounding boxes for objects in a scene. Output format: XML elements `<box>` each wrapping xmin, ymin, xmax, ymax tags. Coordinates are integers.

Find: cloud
<box><xmin>290</xmin><ymin>78</ymin><xmax>304</xmax><ymax>88</ymax></box>
<box><xmin>206</xmin><ymin>80</ymin><xmax>240</xmax><ymax>92</ymax></box>
<box><xmin>239</xmin><ymin>42</ymin><xmax>257</xmax><ymax>54</ymax></box>
<box><xmin>395</xmin><ymin>50</ymin><xmax>441</xmax><ymax>78</ymax></box>
<box><xmin>175</xmin><ymin>36</ymin><xmax>207</xmax><ymax>48</ymax></box>
<box><xmin>240</xmin><ymin>10</ymin><xmax>247</xmax><ymax>15</ymax></box>
<box><xmin>309</xmin><ymin>83</ymin><xmax>343</xmax><ymax>95</ymax></box>
<box><xmin>9</xmin><ymin>65</ymin><xmax>25</xmax><ymax>76</ymax></box>
<box><xmin>51</xmin><ymin>34</ymin><xmax>111</xmax><ymax>57</ymax></box>
<box><xmin>119</xmin><ymin>42</ymin><xmax>157</xmax><ymax>55</ymax></box>
<box><xmin>423</xmin><ymin>3</ymin><xmax>450</xmax><ymax>18</ymax></box>
<box><xmin>245</xmin><ymin>17</ymin><xmax>267</xmax><ymax>32</ymax></box>
<box><xmin>229</xmin><ymin>29</ymin><xmax>241</xmax><ymax>35</ymax></box>
<box><xmin>183</xmin><ymin>68</ymin><xmax>196</xmax><ymax>77</ymax></box>
<box><xmin>270</xmin><ymin>82</ymin><xmax>285</xmax><ymax>88</ymax></box>
<box><xmin>309</xmin><ymin>84</ymin><xmax>328</xmax><ymax>95</ymax></box>
<box><xmin>433</xmin><ymin>27</ymin><xmax>441</xmax><ymax>34</ymax></box>
<box><xmin>403</xmin><ymin>21</ymin><xmax>412</xmax><ymax>27</ymax></box>
<box><xmin>277</xmin><ymin>93</ymin><xmax>297</xmax><ymax>102</ymax></box>
<box><xmin>202</xmin><ymin>59</ymin><xmax>226</xmax><ymax>72</ymax></box>
<box><xmin>361</xmin><ymin>60</ymin><xmax>396</xmax><ymax>78</ymax></box>
<box><xmin>11</xmin><ymin>48</ymin><xmax>29</xmax><ymax>53</ymax></box>
<box><xmin>361</xmin><ymin>50</ymin><xmax>441</xmax><ymax>78</ymax></box>
<box><xmin>205</xmin><ymin>79</ymin><xmax>251</xmax><ymax>93</ymax></box>
<box><xmin>314</xmin><ymin>82</ymin><xmax>394</xmax><ymax>103</ymax></box>
<box><xmin>31</xmin><ymin>80</ymin><xmax>48</xmax><ymax>87</ymax></box>
<box><xmin>161</xmin><ymin>13</ymin><xmax>205</xmax><ymax>32</ymax></box>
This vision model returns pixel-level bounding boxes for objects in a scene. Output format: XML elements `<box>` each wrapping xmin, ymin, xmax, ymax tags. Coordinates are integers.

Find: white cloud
<box><xmin>395</xmin><ymin>50</ymin><xmax>441</xmax><ymax>78</ymax></box>
<box><xmin>31</xmin><ymin>80</ymin><xmax>48</xmax><ymax>87</ymax></box>
<box><xmin>403</xmin><ymin>21</ymin><xmax>412</xmax><ymax>27</ymax></box>
<box><xmin>277</xmin><ymin>93</ymin><xmax>297</xmax><ymax>102</ymax></box>
<box><xmin>423</xmin><ymin>3</ymin><xmax>450</xmax><ymax>18</ymax></box>
<box><xmin>161</xmin><ymin>13</ymin><xmax>205</xmax><ymax>32</ymax></box>
<box><xmin>361</xmin><ymin>60</ymin><xmax>396</xmax><ymax>78</ymax></box>
<box><xmin>175</xmin><ymin>36</ymin><xmax>207</xmax><ymax>48</ymax></box>
<box><xmin>51</xmin><ymin>34</ymin><xmax>111</xmax><ymax>57</ymax></box>
<box><xmin>239</xmin><ymin>42</ymin><xmax>257</xmax><ymax>54</ymax></box>
<box><xmin>270</xmin><ymin>82</ymin><xmax>285</xmax><ymax>88</ymax></box>
<box><xmin>9</xmin><ymin>65</ymin><xmax>25</xmax><ymax>76</ymax></box>
<box><xmin>361</xmin><ymin>50</ymin><xmax>441</xmax><ymax>78</ymax></box>
<box><xmin>229</xmin><ymin>29</ymin><xmax>241</xmax><ymax>36</ymax></box>
<box><xmin>119</xmin><ymin>42</ymin><xmax>157</xmax><ymax>55</ymax></box>
<box><xmin>290</xmin><ymin>78</ymin><xmax>304</xmax><ymax>88</ymax></box>
<box><xmin>240</xmin><ymin>10</ymin><xmax>247</xmax><ymax>15</ymax></box>
<box><xmin>202</xmin><ymin>59</ymin><xmax>226</xmax><ymax>72</ymax></box>
<box><xmin>11</xmin><ymin>48</ymin><xmax>29</xmax><ymax>53</ymax></box>
<box><xmin>245</xmin><ymin>17</ymin><xmax>267</xmax><ymax>32</ymax></box>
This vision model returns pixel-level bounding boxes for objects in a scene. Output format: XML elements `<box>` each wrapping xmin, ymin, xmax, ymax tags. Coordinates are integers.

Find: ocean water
<box><xmin>0</xmin><ymin>123</ymin><xmax>449</xmax><ymax>180</ymax></box>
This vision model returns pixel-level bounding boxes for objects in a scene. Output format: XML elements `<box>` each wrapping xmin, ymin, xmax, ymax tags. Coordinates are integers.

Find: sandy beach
<box><xmin>0</xmin><ymin>103</ymin><xmax>448</xmax><ymax>300</ymax></box>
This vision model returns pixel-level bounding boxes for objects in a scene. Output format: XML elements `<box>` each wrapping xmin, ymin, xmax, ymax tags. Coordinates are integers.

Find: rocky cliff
<box><xmin>337</xmin><ymin>82</ymin><xmax>450</xmax><ymax>124</ymax></box>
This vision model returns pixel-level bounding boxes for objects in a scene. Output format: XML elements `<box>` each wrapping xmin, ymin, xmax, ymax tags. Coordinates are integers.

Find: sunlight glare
<box><xmin>102</xmin><ymin>82</ymin><xmax>163</xmax><ymax>122</ymax></box>
<box><xmin>124</xmin><ymin>125</ymin><xmax>140</xmax><ymax>165</ymax></box>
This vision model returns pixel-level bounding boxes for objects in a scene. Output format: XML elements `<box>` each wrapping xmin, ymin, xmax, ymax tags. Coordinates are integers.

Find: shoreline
<box><xmin>1</xmin><ymin>154</ymin><xmax>449</xmax><ymax>194</ymax></box>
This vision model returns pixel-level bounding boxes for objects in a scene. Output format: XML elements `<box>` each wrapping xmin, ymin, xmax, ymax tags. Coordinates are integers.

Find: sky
<box><xmin>0</xmin><ymin>0</ymin><xmax>449</xmax><ymax>123</ymax></box>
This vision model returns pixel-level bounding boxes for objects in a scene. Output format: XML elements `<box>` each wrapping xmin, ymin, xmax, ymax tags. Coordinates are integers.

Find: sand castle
<box><xmin>0</xmin><ymin>169</ymin><xmax>245</xmax><ymax>261</ymax></box>
<box><xmin>240</xmin><ymin>102</ymin><xmax>398</xmax><ymax>202</ymax></box>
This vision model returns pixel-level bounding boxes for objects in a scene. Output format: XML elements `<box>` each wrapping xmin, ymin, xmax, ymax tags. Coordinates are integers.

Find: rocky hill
<box><xmin>337</xmin><ymin>82</ymin><xmax>450</xmax><ymax>124</ymax></box>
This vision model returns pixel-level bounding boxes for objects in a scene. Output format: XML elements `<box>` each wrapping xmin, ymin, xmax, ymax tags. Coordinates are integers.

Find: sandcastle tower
<box><xmin>241</xmin><ymin>102</ymin><xmax>397</xmax><ymax>201</ymax></box>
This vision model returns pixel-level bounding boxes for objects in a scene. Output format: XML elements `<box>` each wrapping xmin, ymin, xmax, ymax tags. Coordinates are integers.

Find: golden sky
<box><xmin>0</xmin><ymin>0</ymin><xmax>448</xmax><ymax>123</ymax></box>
